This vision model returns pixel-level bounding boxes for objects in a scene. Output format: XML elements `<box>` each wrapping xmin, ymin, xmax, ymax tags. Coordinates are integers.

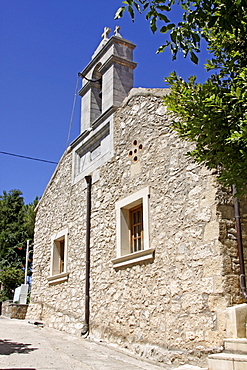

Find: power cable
<box><xmin>0</xmin><ymin>151</ymin><xmax>58</xmax><ymax>164</ymax></box>
<box><xmin>2</xmin><ymin>75</ymin><xmax>81</xmax><ymax>165</ymax></box>
<box><xmin>66</xmin><ymin>76</ymin><xmax>79</xmax><ymax>149</ymax></box>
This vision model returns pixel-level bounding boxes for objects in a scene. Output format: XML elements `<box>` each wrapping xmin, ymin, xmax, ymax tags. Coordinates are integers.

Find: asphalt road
<box><xmin>0</xmin><ymin>317</ymin><xmax>207</xmax><ymax>370</ymax></box>
<box><xmin>0</xmin><ymin>316</ymin><xmax>169</xmax><ymax>370</ymax></box>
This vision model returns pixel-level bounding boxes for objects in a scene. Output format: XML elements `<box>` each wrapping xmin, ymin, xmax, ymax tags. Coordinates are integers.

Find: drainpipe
<box><xmin>232</xmin><ymin>185</ymin><xmax>247</xmax><ymax>300</ymax></box>
<box><xmin>81</xmin><ymin>175</ymin><xmax>92</xmax><ymax>337</ymax></box>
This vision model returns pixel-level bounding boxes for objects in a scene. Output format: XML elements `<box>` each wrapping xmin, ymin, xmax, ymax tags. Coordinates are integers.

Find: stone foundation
<box><xmin>2</xmin><ymin>301</ymin><xmax>28</xmax><ymax>319</ymax></box>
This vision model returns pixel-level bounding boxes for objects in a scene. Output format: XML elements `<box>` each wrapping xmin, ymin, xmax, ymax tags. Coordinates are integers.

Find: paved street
<box><xmin>0</xmin><ymin>317</ymin><xmax>207</xmax><ymax>370</ymax></box>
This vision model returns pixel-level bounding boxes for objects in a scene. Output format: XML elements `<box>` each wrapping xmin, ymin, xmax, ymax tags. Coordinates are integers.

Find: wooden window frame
<box><xmin>129</xmin><ymin>204</ymin><xmax>143</xmax><ymax>253</ymax></box>
<box><xmin>48</xmin><ymin>228</ymin><xmax>69</xmax><ymax>284</ymax></box>
<box><xmin>113</xmin><ymin>187</ymin><xmax>154</xmax><ymax>268</ymax></box>
<box><xmin>54</xmin><ymin>238</ymin><xmax>65</xmax><ymax>274</ymax></box>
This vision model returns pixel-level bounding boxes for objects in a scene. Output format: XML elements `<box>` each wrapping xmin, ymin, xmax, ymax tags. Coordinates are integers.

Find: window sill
<box><xmin>48</xmin><ymin>272</ymin><xmax>69</xmax><ymax>284</ymax></box>
<box><xmin>112</xmin><ymin>248</ymin><xmax>155</xmax><ymax>269</ymax></box>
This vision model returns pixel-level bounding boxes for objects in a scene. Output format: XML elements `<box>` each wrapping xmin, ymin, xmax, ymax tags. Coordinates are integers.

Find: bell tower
<box><xmin>71</xmin><ymin>27</ymin><xmax>137</xmax><ymax>184</ymax></box>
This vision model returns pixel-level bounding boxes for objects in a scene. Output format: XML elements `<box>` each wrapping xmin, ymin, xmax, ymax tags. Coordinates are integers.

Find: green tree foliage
<box><xmin>24</xmin><ymin>196</ymin><xmax>39</xmax><ymax>240</ymax></box>
<box><xmin>0</xmin><ymin>267</ymin><xmax>24</xmax><ymax>301</ymax></box>
<box><xmin>115</xmin><ymin>0</ymin><xmax>247</xmax><ymax>192</ymax></box>
<box><xmin>0</xmin><ymin>190</ymin><xmax>38</xmax><ymax>300</ymax></box>
<box><xmin>0</xmin><ymin>190</ymin><xmax>26</xmax><ymax>268</ymax></box>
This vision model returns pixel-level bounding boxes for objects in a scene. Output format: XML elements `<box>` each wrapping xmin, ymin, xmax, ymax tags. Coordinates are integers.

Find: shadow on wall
<box><xmin>0</xmin><ymin>339</ymin><xmax>38</xmax><ymax>355</ymax></box>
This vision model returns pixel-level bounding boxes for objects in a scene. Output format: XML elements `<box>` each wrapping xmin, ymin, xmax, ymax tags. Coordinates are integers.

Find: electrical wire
<box><xmin>2</xmin><ymin>75</ymin><xmax>80</xmax><ymax>165</ymax></box>
<box><xmin>66</xmin><ymin>76</ymin><xmax>79</xmax><ymax>149</ymax></box>
<box><xmin>0</xmin><ymin>151</ymin><xmax>58</xmax><ymax>164</ymax></box>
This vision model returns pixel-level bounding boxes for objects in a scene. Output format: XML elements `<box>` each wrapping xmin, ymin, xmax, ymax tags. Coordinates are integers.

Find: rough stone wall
<box><xmin>27</xmin><ymin>149</ymin><xmax>88</xmax><ymax>332</ymax></box>
<box><xmin>1</xmin><ymin>301</ymin><xmax>28</xmax><ymax>319</ymax></box>
<box><xmin>216</xmin><ymin>190</ymin><xmax>247</xmax><ymax>305</ymax></box>
<box><xmin>27</xmin><ymin>88</ymin><xmax>246</xmax><ymax>367</ymax></box>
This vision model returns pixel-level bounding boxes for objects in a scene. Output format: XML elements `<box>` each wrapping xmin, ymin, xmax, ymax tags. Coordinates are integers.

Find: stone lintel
<box><xmin>99</xmin><ymin>54</ymin><xmax>137</xmax><ymax>74</ymax></box>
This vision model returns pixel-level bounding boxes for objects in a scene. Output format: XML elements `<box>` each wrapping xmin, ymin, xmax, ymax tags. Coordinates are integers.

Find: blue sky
<box><xmin>0</xmin><ymin>0</ymin><xmax>209</xmax><ymax>204</ymax></box>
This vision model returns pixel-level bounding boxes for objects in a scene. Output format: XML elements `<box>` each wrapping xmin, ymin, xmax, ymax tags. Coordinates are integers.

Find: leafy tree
<box><xmin>24</xmin><ymin>196</ymin><xmax>39</xmax><ymax>240</ymax></box>
<box><xmin>0</xmin><ymin>190</ymin><xmax>27</xmax><ymax>268</ymax></box>
<box><xmin>0</xmin><ymin>267</ymin><xmax>24</xmax><ymax>301</ymax></box>
<box><xmin>0</xmin><ymin>190</ymin><xmax>38</xmax><ymax>300</ymax></box>
<box><xmin>115</xmin><ymin>0</ymin><xmax>247</xmax><ymax>192</ymax></box>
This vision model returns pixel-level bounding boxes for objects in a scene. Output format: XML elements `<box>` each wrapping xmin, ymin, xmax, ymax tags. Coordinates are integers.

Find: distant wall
<box><xmin>2</xmin><ymin>301</ymin><xmax>28</xmax><ymax>319</ymax></box>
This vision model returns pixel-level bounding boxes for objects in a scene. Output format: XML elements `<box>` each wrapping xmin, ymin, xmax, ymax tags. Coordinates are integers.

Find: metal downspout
<box><xmin>232</xmin><ymin>185</ymin><xmax>247</xmax><ymax>300</ymax></box>
<box><xmin>81</xmin><ymin>175</ymin><xmax>92</xmax><ymax>336</ymax></box>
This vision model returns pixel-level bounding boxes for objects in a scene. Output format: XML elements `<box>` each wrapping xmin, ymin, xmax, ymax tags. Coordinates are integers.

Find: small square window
<box><xmin>48</xmin><ymin>228</ymin><xmax>69</xmax><ymax>284</ymax></box>
<box><xmin>113</xmin><ymin>187</ymin><xmax>154</xmax><ymax>268</ymax></box>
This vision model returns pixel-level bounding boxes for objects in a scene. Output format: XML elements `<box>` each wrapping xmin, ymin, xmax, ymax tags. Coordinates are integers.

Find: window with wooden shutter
<box><xmin>113</xmin><ymin>187</ymin><xmax>154</xmax><ymax>268</ymax></box>
<box><xmin>130</xmin><ymin>205</ymin><xmax>143</xmax><ymax>253</ymax></box>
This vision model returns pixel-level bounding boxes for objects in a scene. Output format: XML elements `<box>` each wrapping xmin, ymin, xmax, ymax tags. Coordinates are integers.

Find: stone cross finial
<box><xmin>101</xmin><ymin>27</ymin><xmax>111</xmax><ymax>40</ymax></box>
<box><xmin>114</xmin><ymin>26</ymin><xmax>122</xmax><ymax>38</ymax></box>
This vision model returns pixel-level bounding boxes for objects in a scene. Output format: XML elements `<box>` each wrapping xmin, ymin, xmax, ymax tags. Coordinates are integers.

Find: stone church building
<box><xmin>27</xmin><ymin>28</ymin><xmax>247</xmax><ymax>368</ymax></box>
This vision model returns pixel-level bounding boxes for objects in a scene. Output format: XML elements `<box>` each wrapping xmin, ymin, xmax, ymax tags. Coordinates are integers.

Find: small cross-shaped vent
<box><xmin>128</xmin><ymin>140</ymin><xmax>143</xmax><ymax>163</ymax></box>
